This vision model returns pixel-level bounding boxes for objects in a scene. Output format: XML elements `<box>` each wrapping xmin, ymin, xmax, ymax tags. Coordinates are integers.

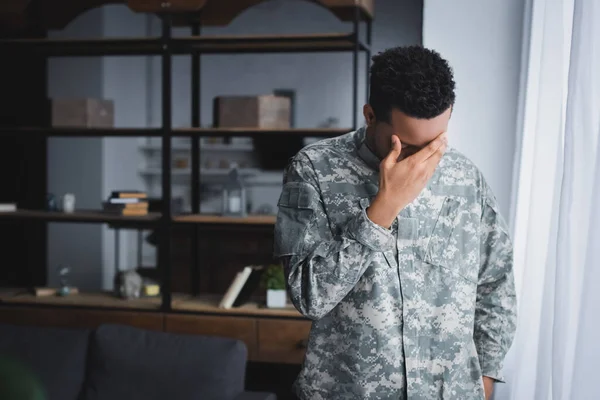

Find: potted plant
<box><xmin>261</xmin><ymin>264</ymin><xmax>287</xmax><ymax>308</ymax></box>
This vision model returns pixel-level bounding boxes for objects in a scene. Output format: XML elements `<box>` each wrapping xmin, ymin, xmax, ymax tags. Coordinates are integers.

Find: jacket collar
<box><xmin>356</xmin><ymin>126</ymin><xmax>381</xmax><ymax>171</ymax></box>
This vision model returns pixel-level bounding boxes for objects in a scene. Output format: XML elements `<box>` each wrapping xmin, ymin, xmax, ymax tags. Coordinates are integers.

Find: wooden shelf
<box><xmin>172</xmin><ymin>33</ymin><xmax>369</xmax><ymax>54</ymax></box>
<box><xmin>174</xmin><ymin>214</ymin><xmax>276</xmax><ymax>225</ymax></box>
<box><xmin>0</xmin><ymin>127</ymin><xmax>164</xmax><ymax>137</ymax></box>
<box><xmin>0</xmin><ymin>209</ymin><xmax>160</xmax><ymax>225</ymax></box>
<box><xmin>131</xmin><ymin>0</ymin><xmax>374</xmax><ymax>25</ymax></box>
<box><xmin>0</xmin><ymin>127</ymin><xmax>350</xmax><ymax>138</ymax></box>
<box><xmin>172</xmin><ymin>294</ymin><xmax>303</xmax><ymax>318</ymax></box>
<box><xmin>0</xmin><ymin>289</ymin><xmax>303</xmax><ymax>319</ymax></box>
<box><xmin>200</xmin><ymin>143</ymin><xmax>254</xmax><ymax>151</ymax></box>
<box><xmin>1</xmin><ymin>0</ymin><xmax>372</xmax><ymax>33</ymax></box>
<box><xmin>175</xmin><ymin>127</ymin><xmax>351</xmax><ymax>137</ymax></box>
<box><xmin>0</xmin><ymin>34</ymin><xmax>368</xmax><ymax>57</ymax></box>
<box><xmin>0</xmin><ymin>37</ymin><xmax>163</xmax><ymax>56</ymax></box>
<box><xmin>0</xmin><ymin>210</ymin><xmax>275</xmax><ymax>226</ymax></box>
<box><xmin>139</xmin><ymin>167</ymin><xmax>262</xmax><ymax>176</ymax></box>
<box><xmin>140</xmin><ymin>143</ymin><xmax>254</xmax><ymax>152</ymax></box>
<box><xmin>0</xmin><ymin>289</ymin><xmax>162</xmax><ymax>310</ymax></box>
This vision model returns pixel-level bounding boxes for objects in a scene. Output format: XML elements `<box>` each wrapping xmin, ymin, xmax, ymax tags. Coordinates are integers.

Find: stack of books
<box><xmin>102</xmin><ymin>190</ymin><xmax>148</xmax><ymax>216</ymax></box>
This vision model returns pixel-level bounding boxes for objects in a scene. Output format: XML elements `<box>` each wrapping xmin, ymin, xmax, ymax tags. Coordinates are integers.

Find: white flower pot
<box><xmin>266</xmin><ymin>289</ymin><xmax>287</xmax><ymax>308</ymax></box>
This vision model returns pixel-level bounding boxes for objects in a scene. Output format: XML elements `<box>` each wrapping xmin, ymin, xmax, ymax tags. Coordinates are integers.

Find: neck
<box><xmin>364</xmin><ymin>125</ymin><xmax>382</xmax><ymax>160</ymax></box>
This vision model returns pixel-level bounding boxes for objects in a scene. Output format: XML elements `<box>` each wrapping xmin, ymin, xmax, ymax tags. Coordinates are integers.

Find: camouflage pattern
<box><xmin>274</xmin><ymin>127</ymin><xmax>517</xmax><ymax>400</ymax></box>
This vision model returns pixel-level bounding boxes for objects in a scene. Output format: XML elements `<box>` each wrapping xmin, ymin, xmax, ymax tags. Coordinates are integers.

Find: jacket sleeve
<box><xmin>273</xmin><ymin>153</ymin><xmax>395</xmax><ymax>320</ymax></box>
<box><xmin>474</xmin><ymin>182</ymin><xmax>518</xmax><ymax>382</ymax></box>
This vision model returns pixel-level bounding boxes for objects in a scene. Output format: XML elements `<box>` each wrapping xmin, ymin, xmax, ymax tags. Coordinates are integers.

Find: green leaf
<box><xmin>260</xmin><ymin>263</ymin><xmax>286</xmax><ymax>290</ymax></box>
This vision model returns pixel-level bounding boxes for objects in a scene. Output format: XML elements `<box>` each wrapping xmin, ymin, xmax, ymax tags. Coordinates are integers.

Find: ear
<box><xmin>363</xmin><ymin>104</ymin><xmax>376</xmax><ymax>126</ymax></box>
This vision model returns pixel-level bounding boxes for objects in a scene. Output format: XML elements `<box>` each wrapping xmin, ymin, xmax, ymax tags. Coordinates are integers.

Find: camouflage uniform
<box><xmin>274</xmin><ymin>127</ymin><xmax>517</xmax><ymax>400</ymax></box>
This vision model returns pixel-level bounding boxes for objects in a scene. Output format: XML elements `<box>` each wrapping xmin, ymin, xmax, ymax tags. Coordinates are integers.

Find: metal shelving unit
<box><xmin>0</xmin><ymin>1</ymin><xmax>372</xmax><ymax>316</ymax></box>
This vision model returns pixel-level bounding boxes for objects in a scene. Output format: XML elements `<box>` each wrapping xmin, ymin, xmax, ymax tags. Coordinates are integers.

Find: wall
<box><xmin>47</xmin><ymin>8</ymin><xmax>105</xmax><ymax>290</ymax></box>
<box><xmin>422</xmin><ymin>0</ymin><xmax>525</xmax><ymax>217</ymax></box>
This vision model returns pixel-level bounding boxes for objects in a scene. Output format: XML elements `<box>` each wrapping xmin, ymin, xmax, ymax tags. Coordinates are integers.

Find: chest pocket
<box><xmin>423</xmin><ymin>195</ymin><xmax>481</xmax><ymax>283</ymax></box>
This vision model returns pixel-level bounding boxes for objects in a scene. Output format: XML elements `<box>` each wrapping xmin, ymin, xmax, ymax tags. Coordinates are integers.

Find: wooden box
<box><xmin>51</xmin><ymin>98</ymin><xmax>114</xmax><ymax>128</ymax></box>
<box><xmin>214</xmin><ymin>95</ymin><xmax>291</xmax><ymax>129</ymax></box>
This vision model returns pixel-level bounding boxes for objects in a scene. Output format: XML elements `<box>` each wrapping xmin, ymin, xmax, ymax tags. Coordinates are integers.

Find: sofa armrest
<box><xmin>234</xmin><ymin>391</ymin><xmax>277</xmax><ymax>400</ymax></box>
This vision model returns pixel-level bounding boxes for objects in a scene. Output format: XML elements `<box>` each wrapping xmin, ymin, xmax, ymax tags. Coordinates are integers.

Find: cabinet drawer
<box><xmin>256</xmin><ymin>319</ymin><xmax>312</xmax><ymax>364</ymax></box>
<box><xmin>165</xmin><ymin>314</ymin><xmax>257</xmax><ymax>358</ymax></box>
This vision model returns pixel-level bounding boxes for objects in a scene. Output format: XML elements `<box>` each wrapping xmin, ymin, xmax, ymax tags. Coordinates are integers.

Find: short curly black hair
<box><xmin>369</xmin><ymin>45</ymin><xmax>455</xmax><ymax>122</ymax></box>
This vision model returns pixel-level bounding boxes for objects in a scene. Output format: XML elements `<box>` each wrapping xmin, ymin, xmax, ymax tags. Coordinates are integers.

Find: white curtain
<box><xmin>496</xmin><ymin>0</ymin><xmax>600</xmax><ymax>399</ymax></box>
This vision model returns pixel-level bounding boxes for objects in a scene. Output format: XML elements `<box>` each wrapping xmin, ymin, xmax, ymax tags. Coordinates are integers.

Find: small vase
<box><xmin>266</xmin><ymin>289</ymin><xmax>287</xmax><ymax>308</ymax></box>
<box><xmin>62</xmin><ymin>193</ymin><xmax>76</xmax><ymax>213</ymax></box>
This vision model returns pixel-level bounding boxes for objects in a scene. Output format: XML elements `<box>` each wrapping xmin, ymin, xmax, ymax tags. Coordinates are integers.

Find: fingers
<box><xmin>382</xmin><ymin>135</ymin><xmax>402</xmax><ymax>167</ymax></box>
<box><xmin>427</xmin><ymin>140</ymin><xmax>447</xmax><ymax>165</ymax></box>
<box><xmin>412</xmin><ymin>132</ymin><xmax>448</xmax><ymax>164</ymax></box>
<box><xmin>419</xmin><ymin>140</ymin><xmax>447</xmax><ymax>182</ymax></box>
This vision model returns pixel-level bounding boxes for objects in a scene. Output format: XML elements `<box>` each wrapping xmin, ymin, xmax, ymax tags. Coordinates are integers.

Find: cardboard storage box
<box><xmin>214</xmin><ymin>95</ymin><xmax>291</xmax><ymax>129</ymax></box>
<box><xmin>51</xmin><ymin>98</ymin><xmax>114</xmax><ymax>128</ymax></box>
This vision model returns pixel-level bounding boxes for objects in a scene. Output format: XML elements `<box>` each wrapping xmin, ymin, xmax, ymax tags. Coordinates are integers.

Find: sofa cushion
<box><xmin>82</xmin><ymin>324</ymin><xmax>247</xmax><ymax>400</ymax></box>
<box><xmin>0</xmin><ymin>323</ymin><xmax>90</xmax><ymax>400</ymax></box>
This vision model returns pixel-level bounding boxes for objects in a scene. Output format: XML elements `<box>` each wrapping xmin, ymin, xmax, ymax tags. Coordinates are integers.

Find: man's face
<box><xmin>365</xmin><ymin>106</ymin><xmax>452</xmax><ymax>161</ymax></box>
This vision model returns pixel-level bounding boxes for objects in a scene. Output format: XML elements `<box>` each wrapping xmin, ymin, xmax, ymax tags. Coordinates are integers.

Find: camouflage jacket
<box><xmin>273</xmin><ymin>127</ymin><xmax>517</xmax><ymax>400</ymax></box>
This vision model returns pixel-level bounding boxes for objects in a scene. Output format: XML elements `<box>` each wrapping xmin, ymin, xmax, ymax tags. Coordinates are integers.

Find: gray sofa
<box><xmin>0</xmin><ymin>322</ymin><xmax>276</xmax><ymax>400</ymax></box>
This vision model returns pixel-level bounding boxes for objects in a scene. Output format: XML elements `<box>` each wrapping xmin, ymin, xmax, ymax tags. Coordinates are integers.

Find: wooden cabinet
<box><xmin>256</xmin><ymin>319</ymin><xmax>312</xmax><ymax>364</ymax></box>
<box><xmin>0</xmin><ymin>306</ymin><xmax>164</xmax><ymax>331</ymax></box>
<box><xmin>165</xmin><ymin>313</ymin><xmax>258</xmax><ymax>359</ymax></box>
<box><xmin>0</xmin><ymin>307</ymin><xmax>312</xmax><ymax>364</ymax></box>
<box><xmin>165</xmin><ymin>314</ymin><xmax>312</xmax><ymax>363</ymax></box>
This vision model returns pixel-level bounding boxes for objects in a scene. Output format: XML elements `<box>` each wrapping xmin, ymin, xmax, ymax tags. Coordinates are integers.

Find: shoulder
<box><xmin>300</xmin><ymin>130</ymin><xmax>357</xmax><ymax>160</ymax></box>
<box><xmin>437</xmin><ymin>147</ymin><xmax>496</xmax><ymax>204</ymax></box>
<box><xmin>287</xmin><ymin>130</ymin><xmax>359</xmax><ymax>173</ymax></box>
<box><xmin>440</xmin><ymin>147</ymin><xmax>481</xmax><ymax>178</ymax></box>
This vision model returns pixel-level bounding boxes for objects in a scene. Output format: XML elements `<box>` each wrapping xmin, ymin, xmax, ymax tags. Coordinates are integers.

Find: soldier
<box><xmin>274</xmin><ymin>46</ymin><xmax>517</xmax><ymax>400</ymax></box>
